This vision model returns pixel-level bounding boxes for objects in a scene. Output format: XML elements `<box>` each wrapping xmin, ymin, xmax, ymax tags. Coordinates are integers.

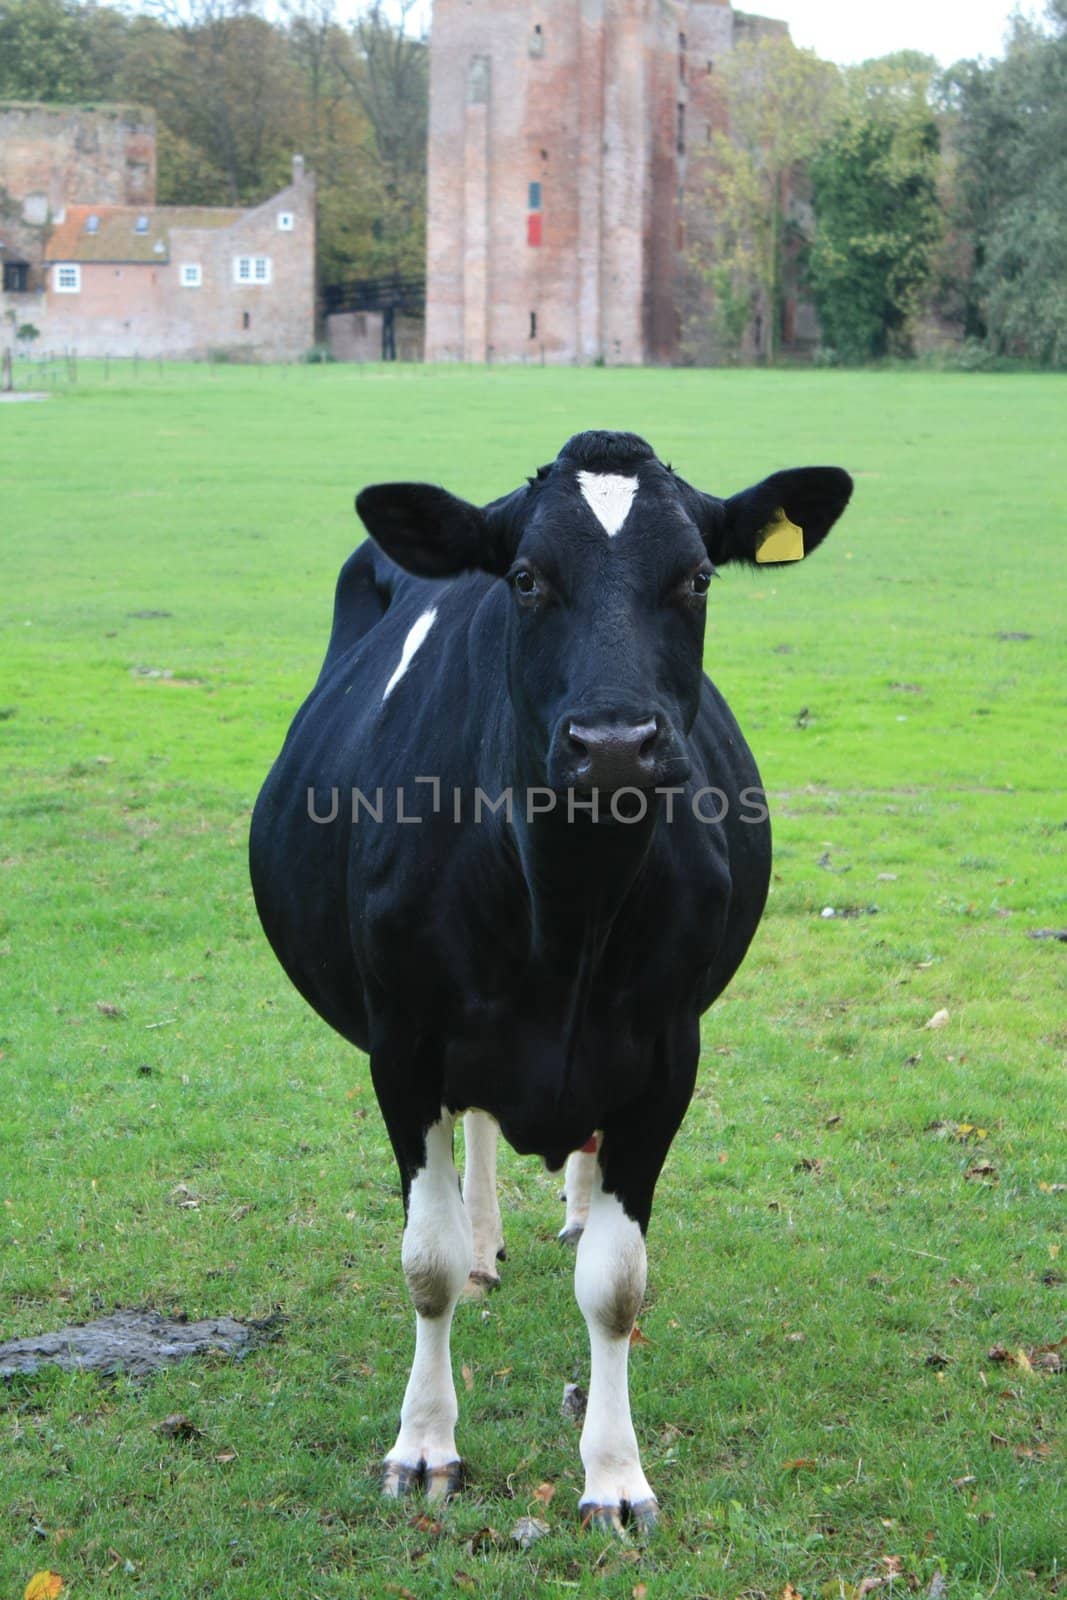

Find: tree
<box><xmin>0</xmin><ymin>0</ymin><xmax>98</xmax><ymax>100</ymax></box>
<box><xmin>684</xmin><ymin>32</ymin><xmax>841</xmax><ymax>364</ymax></box>
<box><xmin>334</xmin><ymin>0</ymin><xmax>428</xmax><ymax>276</ymax></box>
<box><xmin>808</xmin><ymin>54</ymin><xmax>943</xmax><ymax>362</ymax></box>
<box><xmin>943</xmin><ymin>3</ymin><xmax>1067</xmax><ymax>365</ymax></box>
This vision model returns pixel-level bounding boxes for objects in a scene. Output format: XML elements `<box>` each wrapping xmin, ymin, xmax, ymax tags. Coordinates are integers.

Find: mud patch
<box><xmin>0</xmin><ymin>1309</ymin><xmax>283</xmax><ymax>1379</ymax></box>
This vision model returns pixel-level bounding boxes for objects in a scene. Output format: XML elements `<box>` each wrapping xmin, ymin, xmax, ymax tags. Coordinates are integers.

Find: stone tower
<box><xmin>424</xmin><ymin>0</ymin><xmax>786</xmax><ymax>366</ymax></box>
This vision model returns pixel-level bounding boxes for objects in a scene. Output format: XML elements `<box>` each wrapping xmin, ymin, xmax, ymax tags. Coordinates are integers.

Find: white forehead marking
<box><xmin>382</xmin><ymin>607</ymin><xmax>437</xmax><ymax>702</ymax></box>
<box><xmin>576</xmin><ymin>470</ymin><xmax>638</xmax><ymax>538</ymax></box>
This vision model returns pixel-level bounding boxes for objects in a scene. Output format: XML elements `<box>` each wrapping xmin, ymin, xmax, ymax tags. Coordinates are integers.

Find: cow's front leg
<box><xmin>462</xmin><ymin>1110</ymin><xmax>505</xmax><ymax>1292</ymax></box>
<box><xmin>382</xmin><ymin>1111</ymin><xmax>473</xmax><ymax>1501</ymax></box>
<box><xmin>574</xmin><ymin>1170</ymin><xmax>658</xmax><ymax>1534</ymax></box>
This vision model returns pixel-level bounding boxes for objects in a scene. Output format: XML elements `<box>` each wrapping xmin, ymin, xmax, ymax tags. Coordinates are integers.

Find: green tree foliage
<box><xmin>684</xmin><ymin>33</ymin><xmax>841</xmax><ymax>364</ymax></box>
<box><xmin>0</xmin><ymin>0</ymin><xmax>97</xmax><ymax>100</ymax></box>
<box><xmin>808</xmin><ymin>54</ymin><xmax>943</xmax><ymax>362</ymax></box>
<box><xmin>943</xmin><ymin>3</ymin><xmax>1067</xmax><ymax>365</ymax></box>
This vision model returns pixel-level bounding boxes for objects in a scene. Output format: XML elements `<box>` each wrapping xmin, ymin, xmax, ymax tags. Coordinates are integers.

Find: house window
<box><xmin>54</xmin><ymin>263</ymin><xmax>81</xmax><ymax>293</ymax></box>
<box><xmin>233</xmin><ymin>255</ymin><xmax>272</xmax><ymax>284</ymax></box>
<box><xmin>529</xmin><ymin>311</ymin><xmax>537</xmax><ymax>340</ymax></box>
<box><xmin>3</xmin><ymin>261</ymin><xmax>29</xmax><ymax>292</ymax></box>
<box><xmin>242</xmin><ymin>311</ymin><xmax>251</xmax><ymax>330</ymax></box>
<box><xmin>135</xmin><ymin>215</ymin><xmax>149</xmax><ymax>234</ymax></box>
<box><xmin>86</xmin><ymin>214</ymin><xmax>100</xmax><ymax>234</ymax></box>
<box><xmin>528</xmin><ymin>181</ymin><xmax>542</xmax><ymax>211</ymax></box>
<box><xmin>529</xmin><ymin>21</ymin><xmax>544</xmax><ymax>57</ymax></box>
<box><xmin>181</xmin><ymin>263</ymin><xmax>202</xmax><ymax>288</ymax></box>
<box><xmin>277</xmin><ymin>211</ymin><xmax>294</xmax><ymax>231</ymax></box>
<box><xmin>677</xmin><ymin>101</ymin><xmax>686</xmax><ymax>155</ymax></box>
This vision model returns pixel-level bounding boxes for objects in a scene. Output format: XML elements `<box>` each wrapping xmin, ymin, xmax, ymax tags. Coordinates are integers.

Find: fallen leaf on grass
<box><xmin>511</xmin><ymin>1515</ymin><xmax>549</xmax><ymax>1548</ymax></box>
<box><xmin>629</xmin><ymin>1324</ymin><xmax>651</xmax><ymax>1346</ymax></box>
<box><xmin>1039</xmin><ymin>1181</ymin><xmax>1067</xmax><ymax>1194</ymax></box>
<box><xmin>464</xmin><ymin>1527</ymin><xmax>499</xmax><ymax>1555</ymax></box>
<box><xmin>633</xmin><ymin>1586</ymin><xmax>649</xmax><ymax>1599</ymax></box>
<box><xmin>924</xmin><ymin>1009</ymin><xmax>950</xmax><ymax>1030</ymax></box>
<box><xmin>214</xmin><ymin>1449</ymin><xmax>237</xmax><ymax>1464</ymax></box>
<box><xmin>95</xmin><ymin>1001</ymin><xmax>124</xmax><ymax>1019</ymax></box>
<box><xmin>795</xmin><ymin>1157</ymin><xmax>824</xmax><ymax>1175</ymax></box>
<box><xmin>461</xmin><ymin>1363</ymin><xmax>474</xmax><ymax>1392</ymax></box>
<box><xmin>965</xmin><ymin>1163</ymin><xmax>998</xmax><ymax>1182</ymax></box>
<box><xmin>782</xmin><ymin>1585</ymin><xmax>804</xmax><ymax>1600</ymax></box>
<box><xmin>782</xmin><ymin>1458</ymin><xmax>817</xmax><ymax>1472</ymax></box>
<box><xmin>453</xmin><ymin>1574</ymin><xmax>476</xmax><ymax>1592</ymax></box>
<box><xmin>409</xmin><ymin>1513</ymin><xmax>444</xmax><ymax>1535</ymax></box>
<box><xmin>532</xmin><ymin>1481</ymin><xmax>556</xmax><ymax>1507</ymax></box>
<box><xmin>25</xmin><ymin>1576</ymin><xmax>64</xmax><ymax>1600</ymax></box>
<box><xmin>155</xmin><ymin>1412</ymin><xmax>202</xmax><ymax>1440</ymax></box>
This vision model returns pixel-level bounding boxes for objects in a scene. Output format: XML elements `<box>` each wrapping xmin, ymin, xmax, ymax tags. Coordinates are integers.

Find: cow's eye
<box><xmin>512</xmin><ymin>569</ymin><xmax>539</xmax><ymax>601</ymax></box>
<box><xmin>691</xmin><ymin>568</ymin><xmax>713</xmax><ymax>597</ymax></box>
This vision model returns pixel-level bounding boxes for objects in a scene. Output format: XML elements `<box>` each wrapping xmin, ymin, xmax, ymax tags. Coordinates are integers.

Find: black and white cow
<box><xmin>249</xmin><ymin>430</ymin><xmax>851</xmax><ymax>1532</ymax></box>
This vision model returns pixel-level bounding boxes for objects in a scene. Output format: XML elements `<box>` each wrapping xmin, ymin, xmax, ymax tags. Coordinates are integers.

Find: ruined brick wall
<box><xmin>0</xmin><ymin>101</ymin><xmax>155</xmax><ymax>219</ymax></box>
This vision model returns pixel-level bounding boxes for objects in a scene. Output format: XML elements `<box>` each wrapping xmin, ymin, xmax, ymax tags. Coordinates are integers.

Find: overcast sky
<box><xmin>399</xmin><ymin>0</ymin><xmax>1034</xmax><ymax>66</ymax></box>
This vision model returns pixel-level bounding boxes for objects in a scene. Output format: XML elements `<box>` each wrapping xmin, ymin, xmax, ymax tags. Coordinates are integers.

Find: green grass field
<box><xmin>1</xmin><ymin>362</ymin><xmax>1064</xmax><ymax>1600</ymax></box>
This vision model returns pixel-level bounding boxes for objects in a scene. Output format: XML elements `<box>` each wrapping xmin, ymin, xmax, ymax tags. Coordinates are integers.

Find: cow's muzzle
<box><xmin>549</xmin><ymin>713</ymin><xmax>690</xmax><ymax>793</ymax></box>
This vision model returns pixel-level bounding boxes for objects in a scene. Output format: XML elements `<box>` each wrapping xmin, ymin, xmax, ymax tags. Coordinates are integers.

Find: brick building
<box><xmin>0</xmin><ymin>103</ymin><xmax>315</xmax><ymax>361</ymax></box>
<box><xmin>425</xmin><ymin>0</ymin><xmax>805</xmax><ymax>366</ymax></box>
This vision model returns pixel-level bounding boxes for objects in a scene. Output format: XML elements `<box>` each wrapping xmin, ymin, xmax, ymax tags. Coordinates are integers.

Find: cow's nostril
<box><xmin>638</xmin><ymin>723</ymin><xmax>659</xmax><ymax>761</ymax></box>
<box><xmin>568</xmin><ymin>725</ymin><xmax>590</xmax><ymax>757</ymax></box>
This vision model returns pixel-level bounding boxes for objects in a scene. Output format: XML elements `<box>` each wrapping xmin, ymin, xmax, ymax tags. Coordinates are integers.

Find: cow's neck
<box><xmin>513</xmin><ymin>803</ymin><xmax>657</xmax><ymax>967</ymax></box>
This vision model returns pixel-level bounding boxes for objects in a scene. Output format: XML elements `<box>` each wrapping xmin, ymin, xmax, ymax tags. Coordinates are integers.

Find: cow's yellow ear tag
<box><xmin>755</xmin><ymin>506</ymin><xmax>804</xmax><ymax>564</ymax></box>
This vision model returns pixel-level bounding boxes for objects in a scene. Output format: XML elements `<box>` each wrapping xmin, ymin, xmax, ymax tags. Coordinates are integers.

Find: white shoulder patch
<box><xmin>382</xmin><ymin>607</ymin><xmax>438</xmax><ymax>702</ymax></box>
<box><xmin>576</xmin><ymin>471</ymin><xmax>638</xmax><ymax>538</ymax></box>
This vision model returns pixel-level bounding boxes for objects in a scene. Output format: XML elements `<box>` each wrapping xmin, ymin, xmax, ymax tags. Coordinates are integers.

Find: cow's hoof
<box><xmin>381</xmin><ymin>1458</ymin><xmax>465</xmax><ymax>1502</ymax></box>
<box><xmin>381</xmin><ymin>1460</ymin><xmax>422</xmax><ymax>1498</ymax></box>
<box><xmin>463</xmin><ymin>1268</ymin><xmax>501</xmax><ymax>1298</ymax></box>
<box><xmin>425</xmin><ymin>1460</ymin><xmax>465</xmax><ymax>1503</ymax></box>
<box><xmin>558</xmin><ymin>1224</ymin><xmax>585</xmax><ymax>1247</ymax></box>
<box><xmin>579</xmin><ymin>1497</ymin><xmax>659</xmax><ymax>1537</ymax></box>
<box><xmin>627</xmin><ymin>1497</ymin><xmax>660</xmax><ymax>1536</ymax></box>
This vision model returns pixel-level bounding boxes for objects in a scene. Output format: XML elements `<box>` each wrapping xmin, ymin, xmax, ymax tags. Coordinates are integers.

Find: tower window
<box><xmin>677</xmin><ymin>102</ymin><xmax>686</xmax><ymax>155</ymax></box>
<box><xmin>529</xmin><ymin>311</ymin><xmax>537</xmax><ymax>340</ymax></box>
<box><xmin>529</xmin><ymin>22</ymin><xmax>544</xmax><ymax>58</ymax></box>
<box><xmin>527</xmin><ymin>213</ymin><xmax>542</xmax><ymax>247</ymax></box>
<box><xmin>528</xmin><ymin>181</ymin><xmax>542</xmax><ymax>211</ymax></box>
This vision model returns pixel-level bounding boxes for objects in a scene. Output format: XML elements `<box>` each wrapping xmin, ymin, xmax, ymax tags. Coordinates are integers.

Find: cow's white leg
<box><xmin>382</xmin><ymin>1112</ymin><xmax>473</xmax><ymax>1501</ymax></box>
<box><xmin>559</xmin><ymin>1136</ymin><xmax>599</xmax><ymax>1244</ymax></box>
<box><xmin>461</xmin><ymin>1110</ymin><xmax>505</xmax><ymax>1292</ymax></box>
<box><xmin>574</xmin><ymin>1173</ymin><xmax>658</xmax><ymax>1534</ymax></box>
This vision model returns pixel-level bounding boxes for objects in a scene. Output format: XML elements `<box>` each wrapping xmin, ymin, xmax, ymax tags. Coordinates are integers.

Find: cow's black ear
<box><xmin>355</xmin><ymin>483</ymin><xmax>515</xmax><ymax>578</ymax></box>
<box><xmin>701</xmin><ymin>467</ymin><xmax>853</xmax><ymax>568</ymax></box>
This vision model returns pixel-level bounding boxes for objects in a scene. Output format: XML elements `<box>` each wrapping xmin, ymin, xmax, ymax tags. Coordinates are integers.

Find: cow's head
<box><xmin>357</xmin><ymin>432</ymin><xmax>851</xmax><ymax>794</ymax></box>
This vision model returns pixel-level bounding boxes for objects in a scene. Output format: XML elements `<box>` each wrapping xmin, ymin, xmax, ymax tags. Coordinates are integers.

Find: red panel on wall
<box><xmin>527</xmin><ymin>212</ymin><xmax>543</xmax><ymax>247</ymax></box>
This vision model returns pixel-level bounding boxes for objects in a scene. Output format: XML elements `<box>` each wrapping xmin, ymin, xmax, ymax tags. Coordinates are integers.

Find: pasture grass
<box><xmin>0</xmin><ymin>361</ymin><xmax>1064</xmax><ymax>1600</ymax></box>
